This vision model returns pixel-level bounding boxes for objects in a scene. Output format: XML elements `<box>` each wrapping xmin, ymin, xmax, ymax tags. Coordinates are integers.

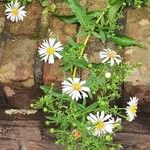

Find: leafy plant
<box><xmin>31</xmin><ymin>0</ymin><xmax>146</xmax><ymax>149</ymax></box>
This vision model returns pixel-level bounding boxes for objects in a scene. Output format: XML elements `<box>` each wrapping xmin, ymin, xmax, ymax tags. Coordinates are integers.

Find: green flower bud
<box><xmin>105</xmin><ymin>135</ymin><xmax>113</xmax><ymax>142</ymax></box>
<box><xmin>49</xmin><ymin>128</ymin><xmax>55</xmax><ymax>133</ymax></box>
<box><xmin>30</xmin><ymin>103</ymin><xmax>34</xmax><ymax>108</ymax></box>
<box><xmin>72</xmin><ymin>123</ymin><xmax>77</xmax><ymax>127</ymax></box>
<box><xmin>45</xmin><ymin>121</ymin><xmax>50</xmax><ymax>126</ymax></box>
<box><xmin>43</xmin><ymin>107</ymin><xmax>48</xmax><ymax>112</ymax></box>
<box><xmin>88</xmin><ymin>64</ymin><xmax>92</xmax><ymax>68</ymax></box>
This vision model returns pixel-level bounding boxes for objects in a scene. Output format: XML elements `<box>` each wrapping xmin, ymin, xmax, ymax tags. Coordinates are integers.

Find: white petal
<box><xmin>73</xmin><ymin>78</ymin><xmax>80</xmax><ymax>84</ymax></box>
<box><xmin>104</xmin><ymin>123</ymin><xmax>113</xmax><ymax>133</ymax></box>
<box><xmin>49</xmin><ymin>38</ymin><xmax>56</xmax><ymax>47</ymax></box>
<box><xmin>103</xmin><ymin>114</ymin><xmax>112</xmax><ymax>121</ymax></box>
<box><xmin>48</xmin><ymin>55</ymin><xmax>54</xmax><ymax>64</ymax></box>
<box><xmin>62</xmin><ymin>80</ymin><xmax>72</xmax><ymax>86</ymax></box>
<box><xmin>54</xmin><ymin>52</ymin><xmax>62</xmax><ymax>59</ymax></box>
<box><xmin>81</xmin><ymin>91</ymin><xmax>88</xmax><ymax>99</ymax></box>
<box><xmin>53</xmin><ymin>42</ymin><xmax>62</xmax><ymax>49</ymax></box>
<box><xmin>80</xmin><ymin>80</ymin><xmax>86</xmax><ymax>85</ymax></box>
<box><xmin>67</xmin><ymin>77</ymin><xmax>74</xmax><ymax>84</ymax></box>
<box><xmin>100</xmin><ymin>111</ymin><xmax>105</xmax><ymax>120</ymax></box>
<box><xmin>110</xmin><ymin>58</ymin><xmax>115</xmax><ymax>66</ymax></box>
<box><xmin>81</xmin><ymin>86</ymin><xmax>90</xmax><ymax>92</ymax></box>
<box><xmin>101</xmin><ymin>57</ymin><xmax>109</xmax><ymax>63</ymax></box>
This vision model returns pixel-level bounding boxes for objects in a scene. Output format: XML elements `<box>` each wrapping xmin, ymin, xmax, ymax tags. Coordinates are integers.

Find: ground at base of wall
<box><xmin>0</xmin><ymin>111</ymin><xmax>149</xmax><ymax>150</ymax></box>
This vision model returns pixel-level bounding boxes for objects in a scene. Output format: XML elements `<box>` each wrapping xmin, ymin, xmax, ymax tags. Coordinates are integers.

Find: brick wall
<box><xmin>0</xmin><ymin>0</ymin><xmax>150</xmax><ymax>114</ymax></box>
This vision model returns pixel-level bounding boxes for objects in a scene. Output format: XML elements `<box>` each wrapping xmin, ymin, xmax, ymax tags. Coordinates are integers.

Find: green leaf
<box><xmin>76</xmin><ymin>30</ymin><xmax>89</xmax><ymax>37</ymax></box>
<box><xmin>109</xmin><ymin>35</ymin><xmax>139</xmax><ymax>46</ymax></box>
<box><xmin>108</xmin><ymin>1</ymin><xmax>123</xmax><ymax>23</ymax></box>
<box><xmin>99</xmin><ymin>30</ymin><xmax>106</xmax><ymax>43</ymax></box>
<box><xmin>68</xmin><ymin>0</ymin><xmax>92</xmax><ymax>30</ymax></box>
<box><xmin>58</xmin><ymin>15</ymin><xmax>78</xmax><ymax>24</ymax></box>
<box><xmin>57</xmin><ymin>11</ymin><xmax>101</xmax><ymax>24</ymax></box>
<box><xmin>108</xmin><ymin>0</ymin><xmax>117</xmax><ymax>5</ymax></box>
<box><xmin>91</xmin><ymin>31</ymin><xmax>106</xmax><ymax>43</ymax></box>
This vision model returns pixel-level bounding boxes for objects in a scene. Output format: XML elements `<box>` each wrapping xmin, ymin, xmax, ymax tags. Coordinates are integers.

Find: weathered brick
<box><xmin>43</xmin><ymin>60</ymin><xmax>64</xmax><ymax>84</ymax></box>
<box><xmin>0</xmin><ymin>38</ymin><xmax>37</xmax><ymax>84</ymax></box>
<box><xmin>124</xmin><ymin>7</ymin><xmax>150</xmax><ymax>113</ymax></box>
<box><xmin>87</xmin><ymin>0</ymin><xmax>106</xmax><ymax>11</ymax></box>
<box><xmin>0</xmin><ymin>38</ymin><xmax>38</xmax><ymax>108</ymax></box>
<box><xmin>0</xmin><ymin>126</ymin><xmax>41</xmax><ymax>141</ymax></box>
<box><xmin>9</xmin><ymin>1</ymin><xmax>42</xmax><ymax>35</ymax></box>
<box><xmin>0</xmin><ymin>139</ymin><xmax>20</xmax><ymax>150</ymax></box>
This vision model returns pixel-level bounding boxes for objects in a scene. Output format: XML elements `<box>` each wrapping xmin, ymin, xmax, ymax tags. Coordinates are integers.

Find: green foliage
<box><xmin>61</xmin><ymin>38</ymin><xmax>88</xmax><ymax>72</ymax></box>
<box><xmin>125</xmin><ymin>0</ymin><xmax>150</xmax><ymax>7</ymax></box>
<box><xmin>108</xmin><ymin>35</ymin><xmax>140</xmax><ymax>46</ymax></box>
<box><xmin>67</xmin><ymin>0</ymin><xmax>93</xmax><ymax>30</ymax></box>
<box><xmin>8</xmin><ymin>0</ymin><xmax>32</xmax><ymax>5</ymax></box>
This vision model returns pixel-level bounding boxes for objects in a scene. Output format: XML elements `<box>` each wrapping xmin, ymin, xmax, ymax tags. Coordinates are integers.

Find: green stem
<box><xmin>72</xmin><ymin>12</ymin><xmax>105</xmax><ymax>78</ymax></box>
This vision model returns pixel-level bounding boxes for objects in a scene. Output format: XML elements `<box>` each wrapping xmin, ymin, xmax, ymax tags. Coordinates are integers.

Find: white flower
<box><xmin>5</xmin><ymin>0</ymin><xmax>26</xmax><ymax>22</ymax></box>
<box><xmin>109</xmin><ymin>117</ymin><xmax>122</xmax><ymax>128</ymax></box>
<box><xmin>99</xmin><ymin>48</ymin><xmax>122</xmax><ymax>66</ymax></box>
<box><xmin>125</xmin><ymin>97</ymin><xmax>138</xmax><ymax>122</ymax></box>
<box><xmin>62</xmin><ymin>77</ymin><xmax>90</xmax><ymax>101</ymax></box>
<box><xmin>38</xmin><ymin>38</ymin><xmax>63</xmax><ymax>64</ymax></box>
<box><xmin>105</xmin><ymin>72</ymin><xmax>111</xmax><ymax>79</ymax></box>
<box><xmin>87</xmin><ymin>111</ymin><xmax>114</xmax><ymax>137</ymax></box>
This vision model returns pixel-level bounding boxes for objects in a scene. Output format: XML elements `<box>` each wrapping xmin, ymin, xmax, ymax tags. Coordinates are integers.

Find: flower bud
<box><xmin>45</xmin><ymin>121</ymin><xmax>50</xmax><ymax>126</ymax></box>
<box><xmin>105</xmin><ymin>72</ymin><xmax>111</xmax><ymax>79</ymax></box>
<box><xmin>43</xmin><ymin>107</ymin><xmax>48</xmax><ymax>112</ymax></box>
<box><xmin>50</xmin><ymin>128</ymin><xmax>55</xmax><ymax>133</ymax></box>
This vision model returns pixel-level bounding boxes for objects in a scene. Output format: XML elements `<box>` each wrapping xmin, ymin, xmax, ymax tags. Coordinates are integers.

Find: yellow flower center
<box><xmin>12</xmin><ymin>8</ymin><xmax>19</xmax><ymax>16</ymax></box>
<box><xmin>72</xmin><ymin>83</ymin><xmax>81</xmax><ymax>91</ymax></box>
<box><xmin>96</xmin><ymin>121</ymin><xmax>105</xmax><ymax>129</ymax></box>
<box><xmin>108</xmin><ymin>50</ymin><xmax>117</xmax><ymax>59</ymax></box>
<box><xmin>130</xmin><ymin>104</ymin><xmax>137</xmax><ymax>113</ymax></box>
<box><xmin>47</xmin><ymin>47</ymin><xmax>55</xmax><ymax>55</ymax></box>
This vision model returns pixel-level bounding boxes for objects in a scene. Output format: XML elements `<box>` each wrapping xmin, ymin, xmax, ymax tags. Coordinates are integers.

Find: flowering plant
<box><xmin>5</xmin><ymin>0</ymin><xmax>148</xmax><ymax>149</ymax></box>
<box><xmin>31</xmin><ymin>0</ymin><xmax>142</xmax><ymax>149</ymax></box>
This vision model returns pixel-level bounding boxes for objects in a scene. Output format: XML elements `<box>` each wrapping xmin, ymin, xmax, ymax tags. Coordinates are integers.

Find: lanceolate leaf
<box><xmin>68</xmin><ymin>0</ymin><xmax>92</xmax><ymax>29</ymax></box>
<box><xmin>109</xmin><ymin>35</ymin><xmax>140</xmax><ymax>46</ymax></box>
<box><xmin>58</xmin><ymin>11</ymin><xmax>100</xmax><ymax>24</ymax></box>
<box><xmin>107</xmin><ymin>1</ymin><xmax>123</xmax><ymax>23</ymax></box>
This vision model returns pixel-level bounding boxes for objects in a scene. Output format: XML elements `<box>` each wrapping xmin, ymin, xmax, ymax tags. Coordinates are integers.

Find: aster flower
<box><xmin>125</xmin><ymin>97</ymin><xmax>138</xmax><ymax>122</ymax></box>
<box><xmin>38</xmin><ymin>38</ymin><xmax>63</xmax><ymax>64</ymax></box>
<box><xmin>87</xmin><ymin>111</ymin><xmax>114</xmax><ymax>137</ymax></box>
<box><xmin>62</xmin><ymin>77</ymin><xmax>90</xmax><ymax>101</ymax></box>
<box><xmin>5</xmin><ymin>0</ymin><xmax>26</xmax><ymax>22</ymax></box>
<box><xmin>99</xmin><ymin>48</ymin><xmax>122</xmax><ymax>66</ymax></box>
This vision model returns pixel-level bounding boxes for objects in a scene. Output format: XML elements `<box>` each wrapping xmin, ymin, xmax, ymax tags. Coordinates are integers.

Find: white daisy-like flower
<box><xmin>38</xmin><ymin>38</ymin><xmax>63</xmax><ymax>64</ymax></box>
<box><xmin>125</xmin><ymin>97</ymin><xmax>138</xmax><ymax>122</ymax></box>
<box><xmin>62</xmin><ymin>77</ymin><xmax>90</xmax><ymax>101</ymax></box>
<box><xmin>87</xmin><ymin>111</ymin><xmax>114</xmax><ymax>137</ymax></box>
<box><xmin>5</xmin><ymin>0</ymin><xmax>26</xmax><ymax>22</ymax></box>
<box><xmin>99</xmin><ymin>48</ymin><xmax>122</xmax><ymax>66</ymax></box>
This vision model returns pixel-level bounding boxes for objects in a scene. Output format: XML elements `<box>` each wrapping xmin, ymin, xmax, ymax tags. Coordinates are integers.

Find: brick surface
<box><xmin>124</xmin><ymin>7</ymin><xmax>150</xmax><ymax>113</ymax></box>
<box><xmin>0</xmin><ymin>117</ymin><xmax>149</xmax><ymax>149</ymax></box>
<box><xmin>0</xmin><ymin>139</ymin><xmax>20</xmax><ymax>150</ymax></box>
<box><xmin>9</xmin><ymin>1</ymin><xmax>42</xmax><ymax>35</ymax></box>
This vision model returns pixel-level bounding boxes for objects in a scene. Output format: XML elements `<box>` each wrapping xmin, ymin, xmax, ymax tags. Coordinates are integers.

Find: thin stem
<box><xmin>72</xmin><ymin>12</ymin><xmax>105</xmax><ymax>78</ymax></box>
